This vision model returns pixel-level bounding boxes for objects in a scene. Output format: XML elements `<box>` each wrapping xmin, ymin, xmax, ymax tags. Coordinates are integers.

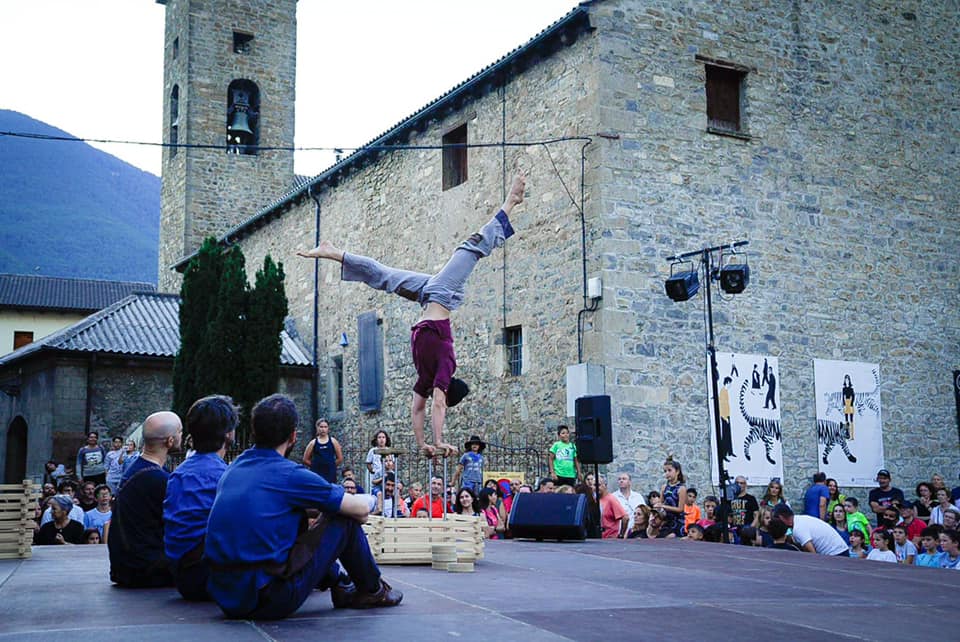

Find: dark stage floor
<box><xmin>1</xmin><ymin>539</ymin><xmax>956</xmax><ymax>641</ymax></box>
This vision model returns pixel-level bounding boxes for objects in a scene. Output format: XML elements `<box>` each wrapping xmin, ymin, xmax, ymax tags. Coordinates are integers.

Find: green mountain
<box><xmin>0</xmin><ymin>110</ymin><xmax>159</xmax><ymax>284</ymax></box>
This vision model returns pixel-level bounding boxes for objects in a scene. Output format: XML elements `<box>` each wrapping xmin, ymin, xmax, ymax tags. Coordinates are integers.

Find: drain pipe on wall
<box><xmin>309</xmin><ymin>185</ymin><xmax>321</xmax><ymax>425</ymax></box>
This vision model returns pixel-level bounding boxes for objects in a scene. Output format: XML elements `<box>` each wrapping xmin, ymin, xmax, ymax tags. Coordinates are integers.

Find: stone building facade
<box><xmin>157</xmin><ymin>0</ymin><xmax>297</xmax><ymax>291</ymax></box>
<box><xmin>163</xmin><ymin>0</ymin><xmax>960</xmax><ymax>498</ymax></box>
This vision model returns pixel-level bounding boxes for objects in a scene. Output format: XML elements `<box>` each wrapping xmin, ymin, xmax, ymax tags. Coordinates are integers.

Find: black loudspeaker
<box><xmin>508</xmin><ymin>492</ymin><xmax>587</xmax><ymax>541</ymax></box>
<box><xmin>576</xmin><ymin>395</ymin><xmax>613</xmax><ymax>464</ymax></box>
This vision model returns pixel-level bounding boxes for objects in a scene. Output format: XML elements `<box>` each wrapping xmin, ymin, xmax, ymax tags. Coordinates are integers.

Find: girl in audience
<box><xmin>655</xmin><ymin>457</ymin><xmax>687</xmax><ymax>538</ymax></box>
<box><xmin>830</xmin><ymin>504</ymin><xmax>851</xmax><ymax>547</ymax></box>
<box><xmin>760</xmin><ymin>479</ymin><xmax>788</xmax><ymax>508</ymax></box>
<box><xmin>365</xmin><ymin>430</ymin><xmax>391</xmax><ymax>489</ymax></box>
<box><xmin>627</xmin><ymin>505</ymin><xmax>651</xmax><ymax>539</ymax></box>
<box><xmin>826</xmin><ymin>478</ymin><xmax>846</xmax><ymax>516</ymax></box>
<box><xmin>697</xmin><ymin>496</ymin><xmax>718</xmax><ymax>529</ymax></box>
<box><xmin>454</xmin><ymin>487</ymin><xmax>480</xmax><ymax>517</ymax></box>
<box><xmin>83</xmin><ymin>528</ymin><xmax>101</xmax><ymax>544</ymax></box>
<box><xmin>756</xmin><ymin>506</ymin><xmax>774</xmax><ymax>546</ymax></box>
<box><xmin>931</xmin><ymin>488</ymin><xmax>953</xmax><ymax>525</ymax></box>
<box><xmin>477</xmin><ymin>488</ymin><xmax>503</xmax><ymax>538</ymax></box>
<box><xmin>866</xmin><ymin>530</ymin><xmax>897</xmax><ymax>563</ymax></box>
<box><xmin>848</xmin><ymin>529</ymin><xmax>869</xmax><ymax>558</ymax></box>
<box><xmin>915</xmin><ymin>482</ymin><xmax>935</xmax><ymax>524</ymax></box>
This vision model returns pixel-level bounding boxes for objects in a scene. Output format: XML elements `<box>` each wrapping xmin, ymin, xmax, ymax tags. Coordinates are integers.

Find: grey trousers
<box><xmin>341</xmin><ymin>210</ymin><xmax>514</xmax><ymax>311</ymax></box>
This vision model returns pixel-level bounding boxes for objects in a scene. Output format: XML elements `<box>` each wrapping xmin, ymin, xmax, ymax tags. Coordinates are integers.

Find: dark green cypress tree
<box><xmin>243</xmin><ymin>255</ymin><xmax>289</xmax><ymax>433</ymax></box>
<box><xmin>172</xmin><ymin>237</ymin><xmax>224</xmax><ymax>419</ymax></box>
<box><xmin>206</xmin><ymin>245</ymin><xmax>249</xmax><ymax>405</ymax></box>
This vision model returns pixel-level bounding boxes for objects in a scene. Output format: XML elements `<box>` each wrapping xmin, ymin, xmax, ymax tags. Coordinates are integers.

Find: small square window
<box><xmin>233</xmin><ymin>31</ymin><xmax>254</xmax><ymax>54</ymax></box>
<box><xmin>504</xmin><ymin>326</ymin><xmax>522</xmax><ymax>377</ymax></box>
<box><xmin>442</xmin><ymin>123</ymin><xmax>468</xmax><ymax>191</ymax></box>
<box><xmin>704</xmin><ymin>63</ymin><xmax>747</xmax><ymax>135</ymax></box>
<box><xmin>13</xmin><ymin>331</ymin><xmax>33</xmax><ymax>350</ymax></box>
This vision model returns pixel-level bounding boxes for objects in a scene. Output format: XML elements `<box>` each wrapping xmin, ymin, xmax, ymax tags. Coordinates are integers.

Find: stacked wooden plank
<box><xmin>363</xmin><ymin>514</ymin><xmax>484</xmax><ymax>565</ymax></box>
<box><xmin>0</xmin><ymin>481</ymin><xmax>37</xmax><ymax>560</ymax></box>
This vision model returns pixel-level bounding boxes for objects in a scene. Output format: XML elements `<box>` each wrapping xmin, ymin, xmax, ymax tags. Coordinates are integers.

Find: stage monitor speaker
<box><xmin>576</xmin><ymin>395</ymin><xmax>613</xmax><ymax>464</ymax></box>
<box><xmin>508</xmin><ymin>492</ymin><xmax>587</xmax><ymax>541</ymax></box>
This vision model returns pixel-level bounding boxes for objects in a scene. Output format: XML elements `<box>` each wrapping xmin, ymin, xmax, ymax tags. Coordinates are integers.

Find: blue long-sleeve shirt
<box><xmin>204</xmin><ymin>447</ymin><xmax>345</xmax><ymax>615</ymax></box>
<box><xmin>162</xmin><ymin>451</ymin><xmax>227</xmax><ymax>562</ymax></box>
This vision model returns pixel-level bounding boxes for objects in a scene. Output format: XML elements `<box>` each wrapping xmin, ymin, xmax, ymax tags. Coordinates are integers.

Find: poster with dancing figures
<box><xmin>813</xmin><ymin>359</ymin><xmax>883</xmax><ymax>487</ymax></box>
<box><xmin>708</xmin><ymin>352</ymin><xmax>783</xmax><ymax>486</ymax></box>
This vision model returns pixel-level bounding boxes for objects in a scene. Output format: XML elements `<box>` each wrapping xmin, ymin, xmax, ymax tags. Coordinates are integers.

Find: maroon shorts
<box><xmin>410</xmin><ymin>319</ymin><xmax>457</xmax><ymax>398</ymax></box>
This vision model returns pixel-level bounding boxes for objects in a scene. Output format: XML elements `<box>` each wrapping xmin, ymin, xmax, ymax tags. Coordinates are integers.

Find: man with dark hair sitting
<box><xmin>163</xmin><ymin>395</ymin><xmax>238</xmax><ymax>601</ymax></box>
<box><xmin>108</xmin><ymin>410</ymin><xmax>183</xmax><ymax>587</ymax></box>
<box><xmin>205</xmin><ymin>393</ymin><xmax>402</xmax><ymax>619</ymax></box>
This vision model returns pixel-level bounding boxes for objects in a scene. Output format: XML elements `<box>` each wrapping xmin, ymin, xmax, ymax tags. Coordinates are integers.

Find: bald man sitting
<box><xmin>108</xmin><ymin>410</ymin><xmax>182</xmax><ymax>588</ymax></box>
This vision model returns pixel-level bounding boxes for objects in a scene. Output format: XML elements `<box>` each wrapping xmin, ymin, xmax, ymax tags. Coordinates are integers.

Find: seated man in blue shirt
<box><xmin>108</xmin><ymin>410</ymin><xmax>182</xmax><ymax>588</ymax></box>
<box><xmin>163</xmin><ymin>395</ymin><xmax>237</xmax><ymax>601</ymax></box>
<box><xmin>205</xmin><ymin>394</ymin><xmax>402</xmax><ymax>619</ymax></box>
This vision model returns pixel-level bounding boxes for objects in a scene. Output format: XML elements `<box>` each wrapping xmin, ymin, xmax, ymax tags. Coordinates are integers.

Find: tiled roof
<box><xmin>0</xmin><ymin>274</ymin><xmax>156</xmax><ymax>312</ymax></box>
<box><xmin>0</xmin><ymin>292</ymin><xmax>312</xmax><ymax>368</ymax></box>
<box><xmin>172</xmin><ymin>4</ymin><xmax>592</xmax><ymax>270</ymax></box>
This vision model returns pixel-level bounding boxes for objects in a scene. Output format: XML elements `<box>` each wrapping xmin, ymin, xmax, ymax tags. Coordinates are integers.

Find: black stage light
<box><xmin>665</xmin><ymin>261</ymin><xmax>700</xmax><ymax>302</ymax></box>
<box><xmin>719</xmin><ymin>262</ymin><xmax>750</xmax><ymax>294</ymax></box>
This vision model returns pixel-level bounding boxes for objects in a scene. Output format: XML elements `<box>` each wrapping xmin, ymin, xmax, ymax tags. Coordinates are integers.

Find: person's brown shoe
<box><xmin>331</xmin><ymin>577</ymin><xmax>357</xmax><ymax>608</ymax></box>
<box><xmin>348</xmin><ymin>579</ymin><xmax>403</xmax><ymax>609</ymax></box>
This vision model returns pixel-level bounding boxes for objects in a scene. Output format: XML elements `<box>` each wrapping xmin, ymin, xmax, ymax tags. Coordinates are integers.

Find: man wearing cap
<box><xmin>898</xmin><ymin>501</ymin><xmax>925</xmax><ymax>546</ymax></box>
<box><xmin>772</xmin><ymin>504</ymin><xmax>848</xmax><ymax>556</ymax></box>
<box><xmin>299</xmin><ymin>175</ymin><xmax>526</xmax><ymax>459</ymax></box>
<box><xmin>454</xmin><ymin>436</ymin><xmax>485</xmax><ymax>494</ymax></box>
<box><xmin>868</xmin><ymin>469</ymin><xmax>904</xmax><ymax>524</ymax></box>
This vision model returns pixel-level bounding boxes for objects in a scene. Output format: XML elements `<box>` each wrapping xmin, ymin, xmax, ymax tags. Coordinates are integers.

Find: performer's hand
<box><xmin>506</xmin><ymin>173</ymin><xmax>526</xmax><ymax>209</ymax></box>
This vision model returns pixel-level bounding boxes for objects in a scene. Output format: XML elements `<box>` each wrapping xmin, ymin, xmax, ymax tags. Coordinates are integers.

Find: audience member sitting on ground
<box><xmin>829</xmin><ymin>504</ymin><xmax>851</xmax><ymax>547</ymax></box>
<box><xmin>843</xmin><ymin>497</ymin><xmax>871</xmax><ymax>541</ymax></box>
<box><xmin>826</xmin><ymin>478</ymin><xmax>845</xmax><ymax>516</ymax></box>
<box><xmin>83</xmin><ymin>528</ymin><xmax>102</xmax><ymax>544</ymax></box>
<box><xmin>914</xmin><ymin>482</ymin><xmax>935</xmax><ymax>524</ymax></box>
<box><xmin>83</xmin><ymin>484</ymin><xmax>113</xmax><ymax>541</ymax></box>
<box><xmin>891</xmin><ymin>524</ymin><xmax>917</xmax><ymax>564</ymax></box>
<box><xmin>930</xmin><ymin>488</ymin><xmax>953</xmax><ymax>525</ymax></box>
<box><xmin>204</xmin><ymin>394</ymin><xmax>401</xmax><ymax>619</ymax></box>
<box><xmin>756</xmin><ymin>506</ymin><xmax>774</xmax><ymax>547</ymax></box>
<box><xmin>866</xmin><ymin>530</ymin><xmax>897</xmax><ymax>563</ymax></box>
<box><xmin>915</xmin><ymin>526</ymin><xmax>944</xmax><ymax>567</ymax></box>
<box><xmin>627</xmin><ymin>505</ymin><xmax>651</xmax><ymax>539</ymax></box>
<box><xmin>341</xmin><ymin>467</ymin><xmax>365</xmax><ymax>494</ymax></box>
<box><xmin>454</xmin><ymin>487</ymin><xmax>480</xmax><ymax>517</ymax></box>
<box><xmin>537</xmin><ymin>478</ymin><xmax>555</xmax><ymax>493</ymax></box>
<box><xmin>772</xmin><ymin>504</ymin><xmax>848</xmax><ymax>556</ymax></box>
<box><xmin>478</xmin><ymin>488</ymin><xmax>504</xmax><ymax>539</ymax></box>
<box><xmin>898</xmin><ymin>501</ymin><xmax>925</xmax><ymax>546</ymax></box>
<box><xmin>939</xmin><ymin>529</ymin><xmax>960</xmax><ymax>569</ymax></box>
<box><xmin>163</xmin><ymin>395</ymin><xmax>237</xmax><ymax>601</ymax></box>
<box><xmin>40</xmin><ymin>480</ymin><xmax>84</xmax><ymax>527</ymax></box>
<box><xmin>77</xmin><ymin>480</ymin><xmax>98</xmax><ymax>512</ymax></box>
<box><xmin>848</xmin><ymin>529</ymin><xmax>868</xmax><ymax>558</ymax></box>
<box><xmin>697</xmin><ymin>496</ymin><xmax>718</xmax><ymax>529</ymax></box>
<box><xmin>730</xmin><ymin>476</ymin><xmax>760</xmax><ymax>531</ymax></box>
<box><xmin>376</xmin><ymin>473</ymin><xmax>409</xmax><ymax>518</ymax></box>
<box><xmin>36</xmin><ymin>495</ymin><xmax>84</xmax><ymax>545</ymax></box>
<box><xmin>646</xmin><ymin>510</ymin><xmax>674</xmax><ymax>539</ymax></box>
<box><xmin>108</xmin><ymin>410</ymin><xmax>182</xmax><ymax>588</ymax></box>
<box><xmin>683</xmin><ymin>487</ymin><xmax>701</xmax><ymax>531</ymax></box>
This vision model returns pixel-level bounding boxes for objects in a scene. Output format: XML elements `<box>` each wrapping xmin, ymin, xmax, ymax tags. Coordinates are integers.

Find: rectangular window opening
<box><xmin>233</xmin><ymin>31</ymin><xmax>254</xmax><ymax>55</ymax></box>
<box><xmin>705</xmin><ymin>63</ymin><xmax>747</xmax><ymax>135</ymax></box>
<box><xmin>13</xmin><ymin>331</ymin><xmax>33</xmax><ymax>350</ymax></box>
<box><xmin>504</xmin><ymin>326</ymin><xmax>523</xmax><ymax>377</ymax></box>
<box><xmin>442</xmin><ymin>123</ymin><xmax>468</xmax><ymax>191</ymax></box>
<box><xmin>172</xmin><ymin>37</ymin><xmax>179</xmax><ymax>60</ymax></box>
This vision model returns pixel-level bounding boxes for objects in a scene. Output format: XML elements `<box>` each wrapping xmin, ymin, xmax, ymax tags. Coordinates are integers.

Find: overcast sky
<box><xmin>1</xmin><ymin>0</ymin><xmax>577</xmax><ymax>177</ymax></box>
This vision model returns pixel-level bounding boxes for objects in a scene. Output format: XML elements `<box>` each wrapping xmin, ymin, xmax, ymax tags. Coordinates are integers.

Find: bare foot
<box><xmin>297</xmin><ymin>240</ymin><xmax>344</xmax><ymax>262</ymax></box>
<box><xmin>436</xmin><ymin>442</ymin><xmax>458</xmax><ymax>458</ymax></box>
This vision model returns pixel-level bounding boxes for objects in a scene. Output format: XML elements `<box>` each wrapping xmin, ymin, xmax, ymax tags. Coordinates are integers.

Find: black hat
<box><xmin>446</xmin><ymin>378</ymin><xmax>470</xmax><ymax>407</ymax></box>
<box><xmin>464</xmin><ymin>435</ymin><xmax>486</xmax><ymax>452</ymax></box>
<box><xmin>899</xmin><ymin>500</ymin><xmax>914</xmax><ymax>510</ymax></box>
<box><xmin>876</xmin><ymin>469</ymin><xmax>891</xmax><ymax>480</ymax></box>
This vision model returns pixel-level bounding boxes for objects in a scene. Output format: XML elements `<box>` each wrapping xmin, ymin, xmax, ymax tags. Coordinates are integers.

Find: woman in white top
<box><xmin>365</xmin><ymin>430</ymin><xmax>391</xmax><ymax>488</ymax></box>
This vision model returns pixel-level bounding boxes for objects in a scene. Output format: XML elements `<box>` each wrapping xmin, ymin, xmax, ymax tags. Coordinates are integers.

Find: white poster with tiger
<box><xmin>708</xmin><ymin>352</ymin><xmax>783</xmax><ymax>486</ymax></box>
<box><xmin>813</xmin><ymin>359</ymin><xmax>883</xmax><ymax>487</ymax></box>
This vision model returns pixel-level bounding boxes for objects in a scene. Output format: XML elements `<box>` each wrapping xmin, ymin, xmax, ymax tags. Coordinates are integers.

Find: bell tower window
<box><xmin>169</xmin><ymin>84</ymin><xmax>179</xmax><ymax>158</ymax></box>
<box><xmin>226</xmin><ymin>79</ymin><xmax>259</xmax><ymax>155</ymax></box>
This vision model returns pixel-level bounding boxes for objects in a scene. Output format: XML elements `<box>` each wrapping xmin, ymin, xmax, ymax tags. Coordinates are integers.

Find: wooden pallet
<box><xmin>363</xmin><ymin>514</ymin><xmax>485</xmax><ymax>565</ymax></box>
<box><xmin>0</xmin><ymin>481</ymin><xmax>38</xmax><ymax>560</ymax></box>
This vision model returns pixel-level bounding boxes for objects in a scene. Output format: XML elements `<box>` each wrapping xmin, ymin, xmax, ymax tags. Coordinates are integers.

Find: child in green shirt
<box><xmin>548</xmin><ymin>425</ymin><xmax>581</xmax><ymax>486</ymax></box>
<box><xmin>844</xmin><ymin>497</ymin><xmax>871</xmax><ymax>541</ymax></box>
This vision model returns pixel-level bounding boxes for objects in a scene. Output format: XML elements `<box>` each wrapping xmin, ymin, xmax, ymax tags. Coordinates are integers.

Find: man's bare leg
<box><xmin>411</xmin><ymin>392</ymin><xmax>436</xmax><ymax>457</ymax></box>
<box><xmin>297</xmin><ymin>240</ymin><xmax>344</xmax><ymax>262</ymax></box>
<box><xmin>431</xmin><ymin>389</ymin><xmax>456</xmax><ymax>457</ymax></box>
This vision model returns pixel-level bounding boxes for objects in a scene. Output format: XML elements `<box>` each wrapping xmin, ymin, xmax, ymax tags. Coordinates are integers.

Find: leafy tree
<box><xmin>173</xmin><ymin>237</ymin><xmax>224</xmax><ymax>419</ymax></box>
<box><xmin>242</xmin><ymin>255</ymin><xmax>288</xmax><ymax>434</ymax></box>
<box><xmin>206</xmin><ymin>245</ymin><xmax>248</xmax><ymax>400</ymax></box>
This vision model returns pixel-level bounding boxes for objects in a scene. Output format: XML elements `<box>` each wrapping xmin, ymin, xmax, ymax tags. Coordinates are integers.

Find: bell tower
<box><xmin>155</xmin><ymin>0</ymin><xmax>296</xmax><ymax>291</ymax></box>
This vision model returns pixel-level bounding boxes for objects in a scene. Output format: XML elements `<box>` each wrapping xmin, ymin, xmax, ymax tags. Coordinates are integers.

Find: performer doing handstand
<box><xmin>298</xmin><ymin>174</ymin><xmax>526</xmax><ymax>458</ymax></box>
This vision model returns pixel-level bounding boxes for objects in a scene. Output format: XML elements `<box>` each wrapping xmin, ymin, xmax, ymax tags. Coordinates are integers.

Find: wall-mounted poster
<box><xmin>709</xmin><ymin>352</ymin><xmax>783</xmax><ymax>486</ymax></box>
<box><xmin>813</xmin><ymin>359</ymin><xmax>883</xmax><ymax>487</ymax></box>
